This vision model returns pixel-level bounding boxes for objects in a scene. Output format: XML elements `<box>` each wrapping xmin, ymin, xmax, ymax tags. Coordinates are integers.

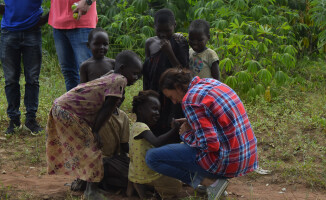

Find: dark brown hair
<box><xmin>88</xmin><ymin>27</ymin><xmax>107</xmax><ymax>43</ymax></box>
<box><xmin>132</xmin><ymin>90</ymin><xmax>160</xmax><ymax>114</ymax></box>
<box><xmin>189</xmin><ymin>19</ymin><xmax>210</xmax><ymax>37</ymax></box>
<box><xmin>154</xmin><ymin>8</ymin><xmax>175</xmax><ymax>25</ymax></box>
<box><xmin>159</xmin><ymin>68</ymin><xmax>193</xmax><ymax>93</ymax></box>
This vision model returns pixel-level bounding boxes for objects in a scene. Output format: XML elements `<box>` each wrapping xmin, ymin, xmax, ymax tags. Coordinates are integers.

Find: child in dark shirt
<box><xmin>142</xmin><ymin>8</ymin><xmax>189</xmax><ymax>136</ymax></box>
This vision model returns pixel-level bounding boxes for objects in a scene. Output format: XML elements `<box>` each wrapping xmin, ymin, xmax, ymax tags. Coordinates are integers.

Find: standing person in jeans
<box><xmin>48</xmin><ymin>0</ymin><xmax>97</xmax><ymax>91</ymax></box>
<box><xmin>0</xmin><ymin>1</ymin><xmax>48</xmax><ymax>135</ymax></box>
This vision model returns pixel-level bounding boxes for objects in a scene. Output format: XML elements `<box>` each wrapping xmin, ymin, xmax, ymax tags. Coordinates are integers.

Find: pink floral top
<box><xmin>54</xmin><ymin>73</ymin><xmax>127</xmax><ymax>127</ymax></box>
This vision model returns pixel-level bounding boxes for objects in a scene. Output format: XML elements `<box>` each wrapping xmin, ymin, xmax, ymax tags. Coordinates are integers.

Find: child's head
<box><xmin>132</xmin><ymin>90</ymin><xmax>160</xmax><ymax>127</ymax></box>
<box><xmin>87</xmin><ymin>27</ymin><xmax>109</xmax><ymax>59</ymax></box>
<box><xmin>114</xmin><ymin>50</ymin><xmax>142</xmax><ymax>86</ymax></box>
<box><xmin>188</xmin><ymin>19</ymin><xmax>210</xmax><ymax>53</ymax></box>
<box><xmin>154</xmin><ymin>8</ymin><xmax>176</xmax><ymax>40</ymax></box>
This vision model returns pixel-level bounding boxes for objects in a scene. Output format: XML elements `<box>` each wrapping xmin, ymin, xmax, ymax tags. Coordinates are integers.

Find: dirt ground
<box><xmin>1</xmin><ymin>165</ymin><xmax>326</xmax><ymax>200</ymax></box>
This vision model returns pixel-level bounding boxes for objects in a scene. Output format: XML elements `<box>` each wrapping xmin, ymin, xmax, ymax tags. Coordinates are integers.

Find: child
<box><xmin>128</xmin><ymin>90</ymin><xmax>182</xmax><ymax>199</ymax></box>
<box><xmin>46</xmin><ymin>50</ymin><xmax>142</xmax><ymax>200</ymax></box>
<box><xmin>142</xmin><ymin>8</ymin><xmax>189</xmax><ymax>136</ymax></box>
<box><xmin>188</xmin><ymin>19</ymin><xmax>220</xmax><ymax>80</ymax></box>
<box><xmin>70</xmin><ymin>28</ymin><xmax>130</xmax><ymax>193</ymax></box>
<box><xmin>79</xmin><ymin>27</ymin><xmax>115</xmax><ymax>83</ymax></box>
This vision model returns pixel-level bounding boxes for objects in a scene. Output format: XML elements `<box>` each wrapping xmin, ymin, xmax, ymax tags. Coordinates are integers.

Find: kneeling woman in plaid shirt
<box><xmin>145</xmin><ymin>68</ymin><xmax>258</xmax><ymax>199</ymax></box>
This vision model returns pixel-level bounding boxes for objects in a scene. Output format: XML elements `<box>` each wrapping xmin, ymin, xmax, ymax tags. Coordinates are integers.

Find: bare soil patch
<box><xmin>1</xmin><ymin>163</ymin><xmax>326</xmax><ymax>200</ymax></box>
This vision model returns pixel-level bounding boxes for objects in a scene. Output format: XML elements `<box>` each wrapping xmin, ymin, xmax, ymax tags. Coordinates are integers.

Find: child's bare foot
<box><xmin>133</xmin><ymin>182</ymin><xmax>146</xmax><ymax>199</ymax></box>
<box><xmin>126</xmin><ymin>180</ymin><xmax>135</xmax><ymax>197</ymax></box>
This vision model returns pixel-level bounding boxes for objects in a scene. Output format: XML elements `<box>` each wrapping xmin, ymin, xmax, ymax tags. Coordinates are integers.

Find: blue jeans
<box><xmin>53</xmin><ymin>28</ymin><xmax>92</xmax><ymax>91</ymax></box>
<box><xmin>0</xmin><ymin>27</ymin><xmax>42</xmax><ymax>121</ymax></box>
<box><xmin>145</xmin><ymin>143</ymin><xmax>225</xmax><ymax>188</ymax></box>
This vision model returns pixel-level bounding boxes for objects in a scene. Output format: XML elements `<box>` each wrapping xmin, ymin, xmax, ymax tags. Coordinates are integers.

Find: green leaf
<box><xmin>257</xmin><ymin>25</ymin><xmax>273</xmax><ymax>36</ymax></box>
<box><xmin>141</xmin><ymin>26</ymin><xmax>154</xmax><ymax>37</ymax></box>
<box><xmin>258</xmin><ymin>69</ymin><xmax>272</xmax><ymax>85</ymax></box>
<box><xmin>116</xmin><ymin>35</ymin><xmax>133</xmax><ymax>48</ymax></box>
<box><xmin>212</xmin><ymin>19</ymin><xmax>228</xmax><ymax>30</ymax></box>
<box><xmin>283</xmin><ymin>45</ymin><xmax>297</xmax><ymax>56</ymax></box>
<box><xmin>247</xmin><ymin>87</ymin><xmax>257</xmax><ymax>99</ymax></box>
<box><xmin>258</xmin><ymin>42</ymin><xmax>268</xmax><ymax>53</ymax></box>
<box><xmin>225</xmin><ymin>76</ymin><xmax>237</xmax><ymax>89</ymax></box>
<box><xmin>131</xmin><ymin>0</ymin><xmax>148</xmax><ymax>13</ymax></box>
<box><xmin>255</xmin><ymin>84</ymin><xmax>265</xmax><ymax>95</ymax></box>
<box><xmin>244</xmin><ymin>60</ymin><xmax>262</xmax><ymax>73</ymax></box>
<box><xmin>236</xmin><ymin>70</ymin><xmax>251</xmax><ymax>83</ymax></box>
<box><xmin>231</xmin><ymin>0</ymin><xmax>249</xmax><ymax>11</ymax></box>
<box><xmin>281</xmin><ymin>53</ymin><xmax>296</xmax><ymax>69</ymax></box>
<box><xmin>274</xmin><ymin>71</ymin><xmax>287</xmax><ymax>85</ymax></box>
<box><xmin>219</xmin><ymin>58</ymin><xmax>234</xmax><ymax>72</ymax></box>
<box><xmin>266</xmin><ymin>65</ymin><xmax>276</xmax><ymax>76</ymax></box>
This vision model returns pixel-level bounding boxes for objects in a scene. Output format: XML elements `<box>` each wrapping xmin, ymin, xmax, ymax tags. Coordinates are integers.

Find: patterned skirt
<box><xmin>46</xmin><ymin>105</ymin><xmax>103</xmax><ymax>182</ymax></box>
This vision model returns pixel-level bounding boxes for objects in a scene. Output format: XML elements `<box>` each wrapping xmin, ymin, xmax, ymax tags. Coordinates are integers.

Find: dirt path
<box><xmin>1</xmin><ymin>167</ymin><xmax>326</xmax><ymax>200</ymax></box>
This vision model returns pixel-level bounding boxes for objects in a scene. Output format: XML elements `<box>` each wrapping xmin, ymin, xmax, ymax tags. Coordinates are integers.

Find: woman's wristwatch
<box><xmin>86</xmin><ymin>0</ymin><xmax>93</xmax><ymax>5</ymax></box>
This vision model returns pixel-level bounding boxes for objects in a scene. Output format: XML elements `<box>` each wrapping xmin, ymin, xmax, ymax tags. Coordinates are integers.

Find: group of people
<box><xmin>1</xmin><ymin>1</ymin><xmax>258</xmax><ymax>200</ymax></box>
<box><xmin>0</xmin><ymin>0</ymin><xmax>97</xmax><ymax>134</ymax></box>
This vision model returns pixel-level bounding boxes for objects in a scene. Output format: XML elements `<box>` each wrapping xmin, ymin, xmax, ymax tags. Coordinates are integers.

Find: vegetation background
<box><xmin>0</xmin><ymin>0</ymin><xmax>326</xmax><ymax>199</ymax></box>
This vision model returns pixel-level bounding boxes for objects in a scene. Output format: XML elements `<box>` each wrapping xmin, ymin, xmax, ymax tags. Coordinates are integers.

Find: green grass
<box><xmin>0</xmin><ymin>55</ymin><xmax>325</xmax><ymax>199</ymax></box>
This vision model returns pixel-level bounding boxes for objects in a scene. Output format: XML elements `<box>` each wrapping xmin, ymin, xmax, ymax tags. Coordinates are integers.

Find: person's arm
<box><xmin>137</xmin><ymin>125</ymin><xmax>179</xmax><ymax>147</ymax></box>
<box><xmin>160</xmin><ymin>39</ymin><xmax>182</xmax><ymax>68</ymax></box>
<box><xmin>145</xmin><ymin>38</ymin><xmax>151</xmax><ymax>58</ymax></box>
<box><xmin>92</xmin><ymin>96</ymin><xmax>119</xmax><ymax>148</ymax></box>
<box><xmin>181</xmin><ymin>101</ymin><xmax>220</xmax><ymax>152</ymax></box>
<box><xmin>0</xmin><ymin>4</ymin><xmax>5</xmax><ymax>15</ymax></box>
<box><xmin>79</xmin><ymin>63</ymin><xmax>88</xmax><ymax>83</ymax></box>
<box><xmin>211</xmin><ymin>61</ymin><xmax>220</xmax><ymax>81</ymax></box>
<box><xmin>121</xmin><ymin>143</ymin><xmax>129</xmax><ymax>154</ymax></box>
<box><xmin>174</xmin><ymin>33</ymin><xmax>190</xmax><ymax>69</ymax></box>
<box><xmin>38</xmin><ymin>12</ymin><xmax>49</xmax><ymax>26</ymax></box>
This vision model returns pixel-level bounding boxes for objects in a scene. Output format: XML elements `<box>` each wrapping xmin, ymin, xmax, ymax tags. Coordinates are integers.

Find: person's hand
<box><xmin>171</xmin><ymin>118</ymin><xmax>181</xmax><ymax>129</ymax></box>
<box><xmin>36</xmin><ymin>13</ymin><xmax>49</xmax><ymax>27</ymax></box>
<box><xmin>160</xmin><ymin>39</ymin><xmax>173</xmax><ymax>54</ymax></box>
<box><xmin>179</xmin><ymin>121</ymin><xmax>191</xmax><ymax>135</ymax></box>
<box><xmin>73</xmin><ymin>0</ymin><xmax>91</xmax><ymax>20</ymax></box>
<box><xmin>174</xmin><ymin>118</ymin><xmax>187</xmax><ymax>124</ymax></box>
<box><xmin>92</xmin><ymin>131</ymin><xmax>103</xmax><ymax>149</ymax></box>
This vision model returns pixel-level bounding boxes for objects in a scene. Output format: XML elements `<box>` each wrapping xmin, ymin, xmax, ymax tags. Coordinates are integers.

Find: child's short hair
<box><xmin>115</xmin><ymin>50</ymin><xmax>141</xmax><ymax>69</ymax></box>
<box><xmin>154</xmin><ymin>8</ymin><xmax>175</xmax><ymax>25</ymax></box>
<box><xmin>132</xmin><ymin>90</ymin><xmax>160</xmax><ymax>114</ymax></box>
<box><xmin>189</xmin><ymin>19</ymin><xmax>210</xmax><ymax>37</ymax></box>
<box><xmin>88</xmin><ymin>27</ymin><xmax>108</xmax><ymax>43</ymax></box>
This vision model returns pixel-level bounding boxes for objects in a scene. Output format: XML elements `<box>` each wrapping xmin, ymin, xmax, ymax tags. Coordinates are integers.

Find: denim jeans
<box><xmin>53</xmin><ymin>28</ymin><xmax>92</xmax><ymax>91</ymax></box>
<box><xmin>0</xmin><ymin>27</ymin><xmax>42</xmax><ymax>121</ymax></box>
<box><xmin>145</xmin><ymin>143</ymin><xmax>225</xmax><ymax>188</ymax></box>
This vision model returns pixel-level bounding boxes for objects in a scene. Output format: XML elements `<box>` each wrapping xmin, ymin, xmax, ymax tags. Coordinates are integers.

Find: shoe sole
<box><xmin>207</xmin><ymin>179</ymin><xmax>229</xmax><ymax>200</ymax></box>
<box><xmin>21</xmin><ymin>125</ymin><xmax>41</xmax><ymax>136</ymax></box>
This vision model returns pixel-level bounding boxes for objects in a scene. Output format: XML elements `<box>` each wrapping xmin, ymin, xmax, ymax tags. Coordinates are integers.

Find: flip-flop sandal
<box><xmin>71</xmin><ymin>178</ymin><xmax>87</xmax><ymax>192</ymax></box>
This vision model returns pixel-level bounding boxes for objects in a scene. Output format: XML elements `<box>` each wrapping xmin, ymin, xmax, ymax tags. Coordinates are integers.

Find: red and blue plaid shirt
<box><xmin>181</xmin><ymin>76</ymin><xmax>258</xmax><ymax>177</ymax></box>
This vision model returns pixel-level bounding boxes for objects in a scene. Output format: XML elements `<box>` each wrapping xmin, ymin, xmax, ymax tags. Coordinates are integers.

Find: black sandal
<box><xmin>71</xmin><ymin>178</ymin><xmax>87</xmax><ymax>192</ymax></box>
